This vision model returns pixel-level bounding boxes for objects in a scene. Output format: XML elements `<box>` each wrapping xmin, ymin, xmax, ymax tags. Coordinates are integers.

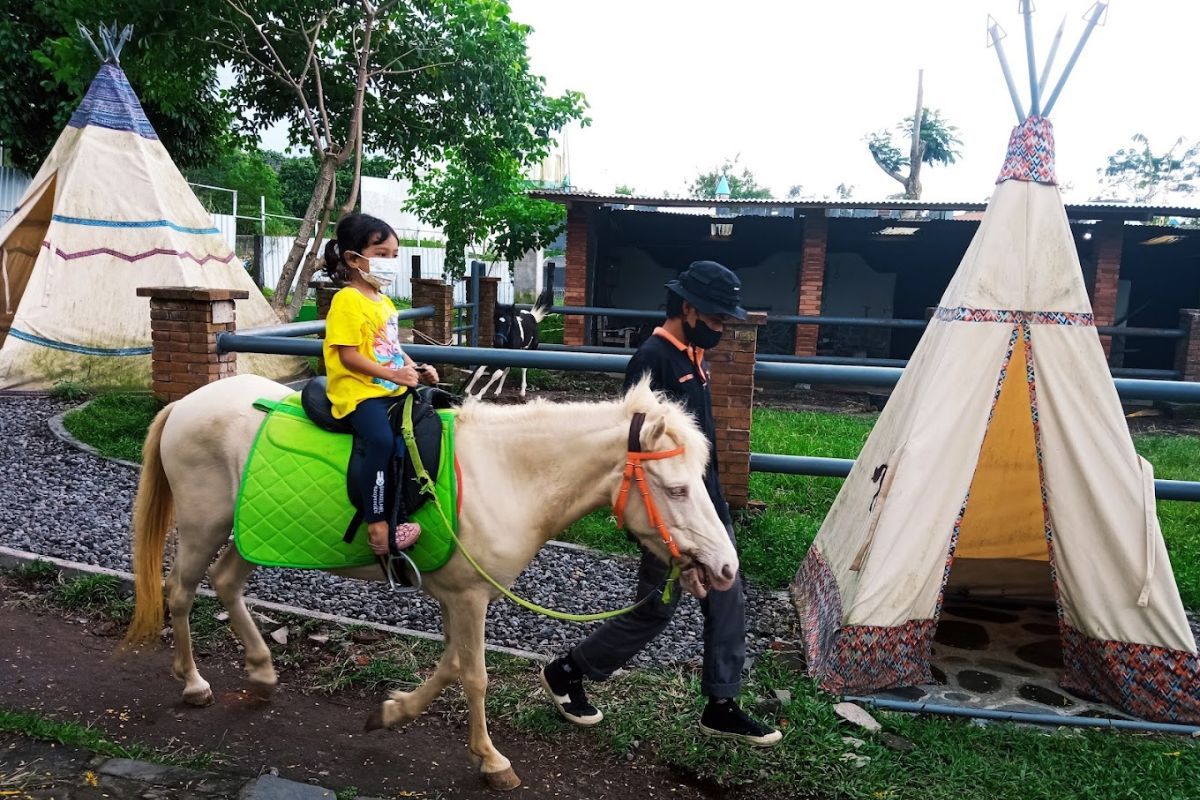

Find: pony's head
<box><xmin>616</xmin><ymin>377</ymin><xmax>739</xmax><ymax>595</ymax></box>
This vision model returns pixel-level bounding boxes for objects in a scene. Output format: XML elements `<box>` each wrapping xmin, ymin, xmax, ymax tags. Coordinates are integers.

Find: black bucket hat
<box><xmin>666</xmin><ymin>260</ymin><xmax>747</xmax><ymax>320</ymax></box>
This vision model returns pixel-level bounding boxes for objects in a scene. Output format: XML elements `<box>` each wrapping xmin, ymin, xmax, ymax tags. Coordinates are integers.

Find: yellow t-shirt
<box><xmin>323</xmin><ymin>288</ymin><xmax>409</xmax><ymax>419</ymax></box>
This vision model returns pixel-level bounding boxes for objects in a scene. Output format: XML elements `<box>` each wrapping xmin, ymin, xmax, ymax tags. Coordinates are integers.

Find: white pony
<box><xmin>124</xmin><ymin>373</ymin><xmax>737</xmax><ymax>790</ymax></box>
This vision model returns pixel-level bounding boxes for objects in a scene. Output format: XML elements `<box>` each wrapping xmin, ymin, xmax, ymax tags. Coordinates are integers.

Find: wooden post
<box><xmin>137</xmin><ymin>287</ymin><xmax>249</xmax><ymax>402</ymax></box>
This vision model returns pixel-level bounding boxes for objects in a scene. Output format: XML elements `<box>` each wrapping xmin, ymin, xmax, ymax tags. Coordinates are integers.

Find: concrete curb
<box><xmin>0</xmin><ymin>545</ymin><xmax>547</xmax><ymax>663</ymax></box>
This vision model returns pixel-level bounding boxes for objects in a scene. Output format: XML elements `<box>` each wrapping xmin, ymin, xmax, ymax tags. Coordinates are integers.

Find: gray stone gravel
<box><xmin>0</xmin><ymin>395</ymin><xmax>793</xmax><ymax>669</ymax></box>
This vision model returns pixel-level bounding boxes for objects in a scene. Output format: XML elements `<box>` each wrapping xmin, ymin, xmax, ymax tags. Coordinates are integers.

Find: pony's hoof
<box><xmin>364</xmin><ymin>707</ymin><xmax>387</xmax><ymax>731</ymax></box>
<box><xmin>246</xmin><ymin>678</ymin><xmax>276</xmax><ymax>701</ymax></box>
<box><xmin>483</xmin><ymin>767</ymin><xmax>521</xmax><ymax>791</ymax></box>
<box><xmin>182</xmin><ymin>687</ymin><xmax>213</xmax><ymax>707</ymax></box>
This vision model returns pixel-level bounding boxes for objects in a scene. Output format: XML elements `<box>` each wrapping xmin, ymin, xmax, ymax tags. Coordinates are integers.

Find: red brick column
<box><xmin>1174</xmin><ymin>310</ymin><xmax>1200</xmax><ymax>382</ymax></box>
<box><xmin>470</xmin><ymin>276</ymin><xmax>500</xmax><ymax>347</ymax></box>
<box><xmin>795</xmin><ymin>213</ymin><xmax>828</xmax><ymax>356</ymax></box>
<box><xmin>1089</xmin><ymin>219</ymin><xmax>1123</xmax><ymax>360</ymax></box>
<box><xmin>137</xmin><ymin>287</ymin><xmax>249</xmax><ymax>402</ymax></box>
<box><xmin>411</xmin><ymin>278</ymin><xmax>454</xmax><ymax>345</ymax></box>
<box><xmin>564</xmin><ymin>204</ymin><xmax>592</xmax><ymax>346</ymax></box>
<box><xmin>707</xmin><ymin>312</ymin><xmax>767</xmax><ymax>509</ymax></box>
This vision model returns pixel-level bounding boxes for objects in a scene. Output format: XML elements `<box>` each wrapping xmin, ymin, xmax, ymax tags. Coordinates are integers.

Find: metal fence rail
<box><xmin>213</xmin><ymin>331</ymin><xmax>1200</xmax><ymax>502</ymax></box>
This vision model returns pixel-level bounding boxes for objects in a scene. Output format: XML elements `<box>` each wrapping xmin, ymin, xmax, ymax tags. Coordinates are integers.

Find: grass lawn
<box><xmin>61</xmin><ymin>392</ymin><xmax>1200</xmax><ymax>610</ymax></box>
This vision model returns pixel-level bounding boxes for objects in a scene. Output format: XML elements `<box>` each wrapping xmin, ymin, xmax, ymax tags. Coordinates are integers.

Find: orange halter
<box><xmin>613</xmin><ymin>412</ymin><xmax>685</xmax><ymax>560</ymax></box>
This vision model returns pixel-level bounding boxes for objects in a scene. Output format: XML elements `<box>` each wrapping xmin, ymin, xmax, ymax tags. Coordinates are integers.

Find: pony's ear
<box><xmin>641</xmin><ymin>414</ymin><xmax>668</xmax><ymax>450</ymax></box>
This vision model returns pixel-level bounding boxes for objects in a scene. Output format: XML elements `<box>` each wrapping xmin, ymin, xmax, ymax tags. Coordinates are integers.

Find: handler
<box><xmin>541</xmin><ymin>260</ymin><xmax>782</xmax><ymax>746</ymax></box>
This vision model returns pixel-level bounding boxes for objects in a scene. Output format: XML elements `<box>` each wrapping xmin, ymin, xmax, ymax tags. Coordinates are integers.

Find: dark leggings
<box><xmin>346</xmin><ymin>396</ymin><xmax>408</xmax><ymax>524</ymax></box>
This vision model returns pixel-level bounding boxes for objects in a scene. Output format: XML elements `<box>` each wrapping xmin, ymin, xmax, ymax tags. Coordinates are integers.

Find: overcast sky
<box><xmin>506</xmin><ymin>0</ymin><xmax>1199</xmax><ymax>203</ymax></box>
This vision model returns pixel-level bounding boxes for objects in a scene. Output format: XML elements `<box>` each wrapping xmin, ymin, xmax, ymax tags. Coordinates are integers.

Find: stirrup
<box><xmin>380</xmin><ymin>551</ymin><xmax>422</xmax><ymax>594</ymax></box>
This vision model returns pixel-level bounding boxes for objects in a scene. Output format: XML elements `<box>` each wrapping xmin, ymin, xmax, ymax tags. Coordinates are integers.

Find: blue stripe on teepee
<box><xmin>51</xmin><ymin>214</ymin><xmax>219</xmax><ymax>235</ymax></box>
<box><xmin>67</xmin><ymin>63</ymin><xmax>158</xmax><ymax>140</ymax></box>
<box><xmin>8</xmin><ymin>328</ymin><xmax>152</xmax><ymax>357</ymax></box>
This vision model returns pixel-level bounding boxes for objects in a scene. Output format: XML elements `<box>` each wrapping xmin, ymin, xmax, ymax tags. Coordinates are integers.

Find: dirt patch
<box><xmin>0</xmin><ymin>590</ymin><xmax>716</xmax><ymax>800</ymax></box>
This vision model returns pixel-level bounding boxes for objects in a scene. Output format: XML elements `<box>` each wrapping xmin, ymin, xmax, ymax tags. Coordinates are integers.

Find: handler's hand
<box><xmin>679</xmin><ymin>566</ymin><xmax>708</xmax><ymax>599</ymax></box>
<box><xmin>389</xmin><ymin>365</ymin><xmax>420</xmax><ymax>387</ymax></box>
<box><xmin>417</xmin><ymin>364</ymin><xmax>439</xmax><ymax>384</ymax></box>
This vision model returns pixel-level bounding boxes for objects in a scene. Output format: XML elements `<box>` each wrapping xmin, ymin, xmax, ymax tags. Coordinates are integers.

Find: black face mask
<box><xmin>683</xmin><ymin>318</ymin><xmax>722</xmax><ymax>349</ymax></box>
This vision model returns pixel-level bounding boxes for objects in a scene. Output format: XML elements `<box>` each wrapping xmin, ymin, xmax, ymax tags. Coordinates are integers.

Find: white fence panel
<box><xmin>210</xmin><ymin>213</ymin><xmax>237</xmax><ymax>251</ymax></box>
<box><xmin>0</xmin><ymin>165</ymin><xmax>32</xmax><ymax>224</ymax></box>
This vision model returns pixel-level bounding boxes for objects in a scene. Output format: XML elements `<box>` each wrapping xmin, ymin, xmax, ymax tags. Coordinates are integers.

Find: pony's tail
<box><xmin>122</xmin><ymin>402</ymin><xmax>176</xmax><ymax>650</ymax></box>
<box><xmin>530</xmin><ymin>285</ymin><xmax>554</xmax><ymax>324</ymax></box>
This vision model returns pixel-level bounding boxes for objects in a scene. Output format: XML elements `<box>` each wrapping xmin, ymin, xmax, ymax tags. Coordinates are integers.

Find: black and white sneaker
<box><xmin>540</xmin><ymin>655</ymin><xmax>603</xmax><ymax>726</ymax></box>
<box><xmin>699</xmin><ymin>698</ymin><xmax>782</xmax><ymax>746</ymax></box>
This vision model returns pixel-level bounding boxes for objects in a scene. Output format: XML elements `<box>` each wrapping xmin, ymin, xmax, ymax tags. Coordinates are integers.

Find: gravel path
<box><xmin>0</xmin><ymin>395</ymin><xmax>794</xmax><ymax>668</ymax></box>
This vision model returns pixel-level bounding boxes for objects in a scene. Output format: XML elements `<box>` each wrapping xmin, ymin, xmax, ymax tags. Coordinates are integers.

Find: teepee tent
<box><xmin>792</xmin><ymin>4</ymin><xmax>1199</xmax><ymax>724</ymax></box>
<box><xmin>0</xmin><ymin>26</ymin><xmax>300</xmax><ymax>391</ymax></box>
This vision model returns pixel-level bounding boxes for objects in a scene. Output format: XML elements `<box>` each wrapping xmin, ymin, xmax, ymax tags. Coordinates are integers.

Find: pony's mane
<box><xmin>455</xmin><ymin>378</ymin><xmax>709</xmax><ymax>474</ymax></box>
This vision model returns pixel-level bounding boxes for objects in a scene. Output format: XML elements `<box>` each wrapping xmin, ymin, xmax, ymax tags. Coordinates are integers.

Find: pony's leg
<box><xmin>518</xmin><ymin>368</ymin><xmax>527</xmax><ymax>400</ymax></box>
<box><xmin>366</xmin><ymin>600</ymin><xmax>461</xmax><ymax>729</ymax></box>
<box><xmin>208</xmin><ymin>545</ymin><xmax>276</xmax><ymax>697</ymax></box>
<box><xmin>454</xmin><ymin>592</ymin><xmax>520</xmax><ymax>790</ymax></box>
<box><xmin>487</xmin><ymin>368</ymin><xmax>509</xmax><ymax>397</ymax></box>
<box><xmin>164</xmin><ymin>521</ymin><xmax>227</xmax><ymax>707</ymax></box>
<box><xmin>464</xmin><ymin>365</ymin><xmax>488</xmax><ymax>396</ymax></box>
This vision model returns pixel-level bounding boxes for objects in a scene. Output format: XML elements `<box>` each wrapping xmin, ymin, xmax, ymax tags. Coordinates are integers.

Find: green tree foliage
<box><xmin>273</xmin><ymin>152</ymin><xmax>397</xmax><ymax>220</ymax></box>
<box><xmin>0</xmin><ymin>2</ymin><xmax>232</xmax><ymax>173</ymax></box>
<box><xmin>407</xmin><ymin>149</ymin><xmax>568</xmax><ymax>278</ymax></box>
<box><xmin>689</xmin><ymin>157</ymin><xmax>773</xmax><ymax>199</ymax></box>
<box><xmin>866</xmin><ymin>107</ymin><xmax>962</xmax><ymax>199</ymax></box>
<box><xmin>1097</xmin><ymin>134</ymin><xmax>1200</xmax><ymax>204</ymax></box>
<box><xmin>614</xmin><ymin>184</ymin><xmax>636</xmax><ymax>196</ymax></box>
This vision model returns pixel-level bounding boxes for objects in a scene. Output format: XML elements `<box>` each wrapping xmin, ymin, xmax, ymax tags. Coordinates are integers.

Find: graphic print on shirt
<box><xmin>371</xmin><ymin>313</ymin><xmax>405</xmax><ymax>391</ymax></box>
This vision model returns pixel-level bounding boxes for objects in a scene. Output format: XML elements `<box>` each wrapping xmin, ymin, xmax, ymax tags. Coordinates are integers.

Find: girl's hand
<box><xmin>389</xmin><ymin>365</ymin><xmax>420</xmax><ymax>387</ymax></box>
<box><xmin>417</xmin><ymin>364</ymin><xmax>439</xmax><ymax>384</ymax></box>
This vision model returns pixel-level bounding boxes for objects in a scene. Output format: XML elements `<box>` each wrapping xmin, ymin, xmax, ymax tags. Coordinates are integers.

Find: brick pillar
<box><xmin>137</xmin><ymin>287</ymin><xmax>249</xmax><ymax>402</ymax></box>
<box><xmin>470</xmin><ymin>276</ymin><xmax>500</xmax><ymax>347</ymax></box>
<box><xmin>411</xmin><ymin>278</ymin><xmax>454</xmax><ymax>346</ymax></box>
<box><xmin>1089</xmin><ymin>219</ymin><xmax>1123</xmax><ymax>360</ymax></box>
<box><xmin>707</xmin><ymin>312</ymin><xmax>767</xmax><ymax>509</ymax></box>
<box><xmin>794</xmin><ymin>213</ymin><xmax>828</xmax><ymax>356</ymax></box>
<box><xmin>564</xmin><ymin>204</ymin><xmax>592</xmax><ymax>346</ymax></box>
<box><xmin>1174</xmin><ymin>310</ymin><xmax>1200</xmax><ymax>382</ymax></box>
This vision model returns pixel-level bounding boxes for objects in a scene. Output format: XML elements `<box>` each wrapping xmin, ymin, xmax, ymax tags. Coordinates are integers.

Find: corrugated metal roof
<box><xmin>531</xmin><ymin>188</ymin><xmax>1200</xmax><ymax>219</ymax></box>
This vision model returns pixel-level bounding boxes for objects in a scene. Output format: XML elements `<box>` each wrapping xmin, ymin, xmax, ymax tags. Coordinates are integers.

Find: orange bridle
<box><xmin>613</xmin><ymin>412</ymin><xmax>685</xmax><ymax>560</ymax></box>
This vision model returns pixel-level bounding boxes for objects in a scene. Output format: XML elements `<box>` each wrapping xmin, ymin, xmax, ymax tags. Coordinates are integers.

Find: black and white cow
<box><xmin>464</xmin><ymin>292</ymin><xmax>551</xmax><ymax>399</ymax></box>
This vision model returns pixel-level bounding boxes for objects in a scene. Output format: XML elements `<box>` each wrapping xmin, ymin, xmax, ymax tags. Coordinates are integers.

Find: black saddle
<box><xmin>300</xmin><ymin>377</ymin><xmax>459</xmax><ymax>517</ymax></box>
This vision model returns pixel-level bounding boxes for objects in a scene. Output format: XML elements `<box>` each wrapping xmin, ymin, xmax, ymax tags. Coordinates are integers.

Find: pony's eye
<box><xmin>668</xmin><ymin>486</ymin><xmax>688</xmax><ymax>499</ymax></box>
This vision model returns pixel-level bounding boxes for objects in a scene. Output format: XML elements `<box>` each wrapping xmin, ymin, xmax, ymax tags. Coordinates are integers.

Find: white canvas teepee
<box><xmin>0</xmin><ymin>32</ymin><xmax>299</xmax><ymax>391</ymax></box>
<box><xmin>792</xmin><ymin>18</ymin><xmax>1198</xmax><ymax>723</ymax></box>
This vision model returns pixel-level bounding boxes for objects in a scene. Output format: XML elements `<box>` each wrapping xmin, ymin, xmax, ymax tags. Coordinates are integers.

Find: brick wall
<box><xmin>1090</xmin><ymin>219</ymin><xmax>1122</xmax><ymax>361</ymax></box>
<box><xmin>411</xmin><ymin>278</ymin><xmax>455</xmax><ymax>346</ymax></box>
<box><xmin>795</xmin><ymin>214</ymin><xmax>828</xmax><ymax>356</ymax></box>
<box><xmin>707</xmin><ymin>312</ymin><xmax>767</xmax><ymax>508</ymax></box>
<box><xmin>137</xmin><ymin>287</ymin><xmax>249</xmax><ymax>402</ymax></box>
<box><xmin>564</xmin><ymin>204</ymin><xmax>592</xmax><ymax>346</ymax></box>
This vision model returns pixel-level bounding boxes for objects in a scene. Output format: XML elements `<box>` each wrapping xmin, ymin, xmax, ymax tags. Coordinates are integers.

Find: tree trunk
<box><xmin>270</xmin><ymin>152</ymin><xmax>340</xmax><ymax>318</ymax></box>
<box><xmin>904</xmin><ymin>70</ymin><xmax>925</xmax><ymax>201</ymax></box>
<box><xmin>284</xmin><ymin>179</ymin><xmax>339</xmax><ymax>322</ymax></box>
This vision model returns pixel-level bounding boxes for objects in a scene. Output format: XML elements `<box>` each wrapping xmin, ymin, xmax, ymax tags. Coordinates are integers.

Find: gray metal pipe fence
<box><xmin>214</xmin><ymin>331</ymin><xmax>1200</xmax><ymax>502</ymax></box>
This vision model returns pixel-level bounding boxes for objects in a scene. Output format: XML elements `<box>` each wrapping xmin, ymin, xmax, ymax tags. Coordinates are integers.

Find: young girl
<box><xmin>322</xmin><ymin>213</ymin><xmax>440</xmax><ymax>557</ymax></box>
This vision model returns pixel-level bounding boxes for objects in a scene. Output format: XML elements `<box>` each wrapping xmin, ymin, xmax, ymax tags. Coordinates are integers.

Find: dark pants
<box><xmin>346</xmin><ymin>396</ymin><xmax>407</xmax><ymax>524</ymax></box>
<box><xmin>570</xmin><ymin>523</ymin><xmax>745</xmax><ymax>698</ymax></box>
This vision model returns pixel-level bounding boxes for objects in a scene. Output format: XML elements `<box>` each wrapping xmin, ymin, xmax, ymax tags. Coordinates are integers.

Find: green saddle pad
<box><xmin>233</xmin><ymin>392</ymin><xmax>458</xmax><ymax>572</ymax></box>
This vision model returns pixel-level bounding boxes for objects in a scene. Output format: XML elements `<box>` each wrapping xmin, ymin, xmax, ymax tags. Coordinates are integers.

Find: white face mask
<box><xmin>347</xmin><ymin>253</ymin><xmax>393</xmax><ymax>291</ymax></box>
